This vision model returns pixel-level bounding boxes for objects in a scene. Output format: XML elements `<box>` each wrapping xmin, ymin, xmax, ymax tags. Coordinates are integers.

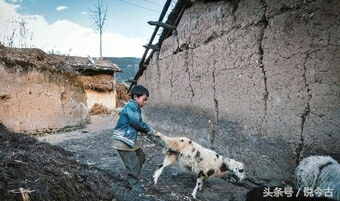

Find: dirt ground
<box><xmin>0</xmin><ymin>114</ymin><xmax>250</xmax><ymax>201</ymax></box>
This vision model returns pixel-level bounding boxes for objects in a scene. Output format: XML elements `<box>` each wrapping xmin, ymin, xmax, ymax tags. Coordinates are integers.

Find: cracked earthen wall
<box><xmin>139</xmin><ymin>0</ymin><xmax>340</xmax><ymax>186</ymax></box>
<box><xmin>0</xmin><ymin>64</ymin><xmax>89</xmax><ymax>134</ymax></box>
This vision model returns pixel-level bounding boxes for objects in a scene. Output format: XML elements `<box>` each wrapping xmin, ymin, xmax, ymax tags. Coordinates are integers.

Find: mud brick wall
<box><xmin>0</xmin><ymin>48</ymin><xmax>89</xmax><ymax>134</ymax></box>
<box><xmin>139</xmin><ymin>0</ymin><xmax>340</xmax><ymax>186</ymax></box>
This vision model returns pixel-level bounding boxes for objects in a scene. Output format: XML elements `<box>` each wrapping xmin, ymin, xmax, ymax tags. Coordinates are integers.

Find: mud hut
<box><xmin>67</xmin><ymin>56</ymin><xmax>122</xmax><ymax>111</ymax></box>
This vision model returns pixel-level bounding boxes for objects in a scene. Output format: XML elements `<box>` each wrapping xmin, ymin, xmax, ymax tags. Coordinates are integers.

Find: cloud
<box><xmin>56</xmin><ymin>6</ymin><xmax>68</xmax><ymax>11</ymax></box>
<box><xmin>30</xmin><ymin>20</ymin><xmax>147</xmax><ymax>57</ymax></box>
<box><xmin>81</xmin><ymin>11</ymin><xmax>87</xmax><ymax>15</ymax></box>
<box><xmin>0</xmin><ymin>0</ymin><xmax>146</xmax><ymax>57</ymax></box>
<box><xmin>0</xmin><ymin>0</ymin><xmax>22</xmax><ymax>36</ymax></box>
<box><xmin>8</xmin><ymin>0</ymin><xmax>22</xmax><ymax>2</ymax></box>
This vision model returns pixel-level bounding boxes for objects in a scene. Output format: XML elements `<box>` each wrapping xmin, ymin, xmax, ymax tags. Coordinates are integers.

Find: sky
<box><xmin>0</xmin><ymin>0</ymin><xmax>172</xmax><ymax>57</ymax></box>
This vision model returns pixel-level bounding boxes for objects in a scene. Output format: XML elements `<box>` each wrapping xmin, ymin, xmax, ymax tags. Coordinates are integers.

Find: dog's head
<box><xmin>222</xmin><ymin>158</ymin><xmax>246</xmax><ymax>181</ymax></box>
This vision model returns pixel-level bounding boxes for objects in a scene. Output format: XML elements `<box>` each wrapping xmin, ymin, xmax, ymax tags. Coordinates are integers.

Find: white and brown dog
<box><xmin>153</xmin><ymin>132</ymin><xmax>246</xmax><ymax>199</ymax></box>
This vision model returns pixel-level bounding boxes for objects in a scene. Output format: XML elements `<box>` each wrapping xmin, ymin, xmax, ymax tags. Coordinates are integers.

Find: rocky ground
<box><xmin>1</xmin><ymin>114</ymin><xmax>251</xmax><ymax>201</ymax></box>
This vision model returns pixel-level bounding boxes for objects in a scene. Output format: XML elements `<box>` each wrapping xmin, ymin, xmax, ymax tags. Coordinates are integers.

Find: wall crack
<box><xmin>259</xmin><ymin>0</ymin><xmax>269</xmax><ymax>123</ymax></box>
<box><xmin>295</xmin><ymin>53</ymin><xmax>312</xmax><ymax>164</ymax></box>
<box><xmin>211</xmin><ymin>41</ymin><xmax>218</xmax><ymax>149</ymax></box>
<box><xmin>185</xmin><ymin>51</ymin><xmax>194</xmax><ymax>103</ymax></box>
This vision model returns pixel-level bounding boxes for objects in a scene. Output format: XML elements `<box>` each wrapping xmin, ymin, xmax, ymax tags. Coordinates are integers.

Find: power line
<box><xmin>118</xmin><ymin>0</ymin><xmax>160</xmax><ymax>13</ymax></box>
<box><xmin>142</xmin><ymin>0</ymin><xmax>162</xmax><ymax>7</ymax></box>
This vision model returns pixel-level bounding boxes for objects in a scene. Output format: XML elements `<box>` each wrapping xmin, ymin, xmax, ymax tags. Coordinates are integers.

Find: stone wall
<box><xmin>0</xmin><ymin>47</ymin><xmax>89</xmax><ymax>134</ymax></box>
<box><xmin>139</xmin><ymin>0</ymin><xmax>340</xmax><ymax>186</ymax></box>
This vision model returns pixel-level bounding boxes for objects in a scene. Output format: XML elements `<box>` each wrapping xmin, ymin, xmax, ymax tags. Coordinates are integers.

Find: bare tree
<box><xmin>7</xmin><ymin>29</ymin><xmax>17</xmax><ymax>47</ymax></box>
<box><xmin>2</xmin><ymin>16</ymin><xmax>34</xmax><ymax>48</ymax></box>
<box><xmin>89</xmin><ymin>0</ymin><xmax>108</xmax><ymax>59</ymax></box>
<box><xmin>18</xmin><ymin>17</ymin><xmax>29</xmax><ymax>48</ymax></box>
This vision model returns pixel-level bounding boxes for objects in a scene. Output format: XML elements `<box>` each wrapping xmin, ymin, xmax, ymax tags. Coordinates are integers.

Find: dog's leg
<box><xmin>198</xmin><ymin>178</ymin><xmax>205</xmax><ymax>191</ymax></box>
<box><xmin>191</xmin><ymin>176</ymin><xmax>204</xmax><ymax>199</ymax></box>
<box><xmin>153</xmin><ymin>153</ymin><xmax>177</xmax><ymax>184</ymax></box>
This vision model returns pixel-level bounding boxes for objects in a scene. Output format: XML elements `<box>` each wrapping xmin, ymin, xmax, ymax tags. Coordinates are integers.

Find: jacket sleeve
<box><xmin>126</xmin><ymin>105</ymin><xmax>155</xmax><ymax>135</ymax></box>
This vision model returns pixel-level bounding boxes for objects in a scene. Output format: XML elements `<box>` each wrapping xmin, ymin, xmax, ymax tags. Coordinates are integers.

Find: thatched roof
<box><xmin>77</xmin><ymin>74</ymin><xmax>114</xmax><ymax>92</ymax></box>
<box><xmin>66</xmin><ymin>56</ymin><xmax>122</xmax><ymax>75</ymax></box>
<box><xmin>0</xmin><ymin>43</ymin><xmax>76</xmax><ymax>74</ymax></box>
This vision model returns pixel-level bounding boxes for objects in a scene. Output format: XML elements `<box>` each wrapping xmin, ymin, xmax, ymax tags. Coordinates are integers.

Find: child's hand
<box><xmin>148</xmin><ymin>132</ymin><xmax>167</xmax><ymax>148</ymax></box>
<box><xmin>147</xmin><ymin>128</ymin><xmax>156</xmax><ymax>135</ymax></box>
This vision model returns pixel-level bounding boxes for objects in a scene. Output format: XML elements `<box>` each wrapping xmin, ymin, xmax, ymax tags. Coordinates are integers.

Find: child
<box><xmin>112</xmin><ymin>85</ymin><xmax>155</xmax><ymax>196</ymax></box>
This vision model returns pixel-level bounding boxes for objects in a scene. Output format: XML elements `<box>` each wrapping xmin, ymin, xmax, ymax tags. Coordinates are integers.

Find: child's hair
<box><xmin>130</xmin><ymin>85</ymin><xmax>149</xmax><ymax>99</ymax></box>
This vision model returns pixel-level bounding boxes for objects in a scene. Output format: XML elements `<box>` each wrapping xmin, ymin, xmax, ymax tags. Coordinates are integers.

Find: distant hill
<box><xmin>105</xmin><ymin>57</ymin><xmax>140</xmax><ymax>83</ymax></box>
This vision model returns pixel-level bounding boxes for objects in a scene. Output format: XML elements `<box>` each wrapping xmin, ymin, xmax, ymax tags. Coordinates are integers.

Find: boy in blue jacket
<box><xmin>112</xmin><ymin>85</ymin><xmax>155</xmax><ymax>196</ymax></box>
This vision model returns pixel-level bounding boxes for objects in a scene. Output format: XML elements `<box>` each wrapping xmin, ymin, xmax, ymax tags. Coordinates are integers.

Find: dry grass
<box><xmin>77</xmin><ymin>74</ymin><xmax>113</xmax><ymax>92</ymax></box>
<box><xmin>90</xmin><ymin>103</ymin><xmax>110</xmax><ymax>115</ymax></box>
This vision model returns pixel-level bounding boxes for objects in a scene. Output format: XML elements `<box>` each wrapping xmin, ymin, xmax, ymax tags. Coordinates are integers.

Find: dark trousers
<box><xmin>118</xmin><ymin>148</ymin><xmax>146</xmax><ymax>193</ymax></box>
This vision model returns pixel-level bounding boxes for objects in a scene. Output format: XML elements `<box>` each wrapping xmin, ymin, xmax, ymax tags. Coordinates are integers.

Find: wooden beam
<box><xmin>128</xmin><ymin>0</ymin><xmax>173</xmax><ymax>93</ymax></box>
<box><xmin>148</xmin><ymin>21</ymin><xmax>177</xmax><ymax>30</ymax></box>
<box><xmin>143</xmin><ymin>44</ymin><xmax>160</xmax><ymax>51</ymax></box>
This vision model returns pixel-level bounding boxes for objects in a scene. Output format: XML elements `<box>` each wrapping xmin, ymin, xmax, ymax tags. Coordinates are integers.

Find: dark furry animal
<box><xmin>295</xmin><ymin>155</ymin><xmax>340</xmax><ymax>201</ymax></box>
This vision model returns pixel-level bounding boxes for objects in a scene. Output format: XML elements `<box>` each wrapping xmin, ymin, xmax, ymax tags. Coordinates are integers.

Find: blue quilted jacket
<box><xmin>112</xmin><ymin>99</ymin><xmax>154</xmax><ymax>147</ymax></box>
